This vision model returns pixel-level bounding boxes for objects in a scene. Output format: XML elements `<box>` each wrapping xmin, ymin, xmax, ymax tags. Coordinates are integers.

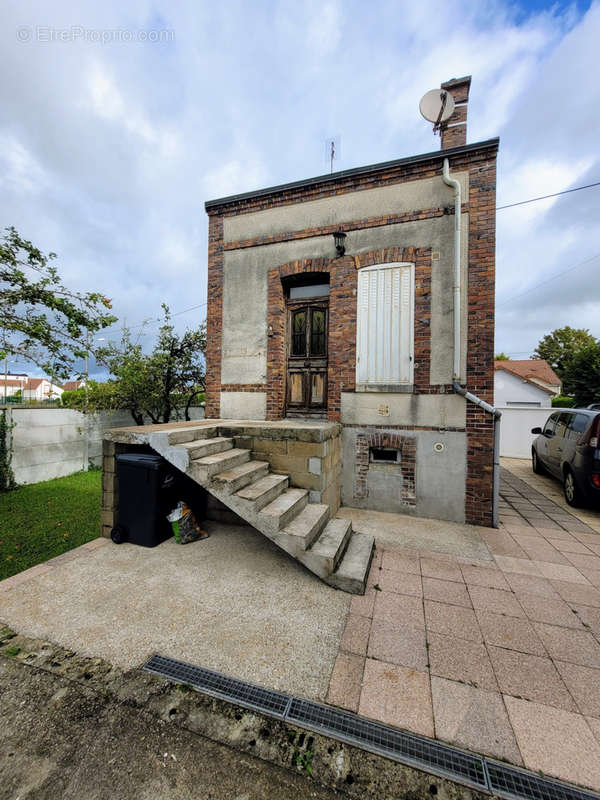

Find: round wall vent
<box><xmin>433</xmin><ymin>442</ymin><xmax>445</xmax><ymax>453</ymax></box>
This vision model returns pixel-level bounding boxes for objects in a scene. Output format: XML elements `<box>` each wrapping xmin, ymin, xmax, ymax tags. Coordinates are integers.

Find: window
<box><xmin>356</xmin><ymin>263</ymin><xmax>414</xmax><ymax>387</ymax></box>
<box><xmin>370</xmin><ymin>447</ymin><xmax>400</xmax><ymax>463</ymax></box>
<box><xmin>543</xmin><ymin>414</ymin><xmax>558</xmax><ymax>436</ymax></box>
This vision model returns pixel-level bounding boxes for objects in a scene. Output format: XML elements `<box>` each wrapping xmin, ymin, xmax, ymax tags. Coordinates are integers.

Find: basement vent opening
<box><xmin>370</xmin><ymin>447</ymin><xmax>400</xmax><ymax>463</ymax></box>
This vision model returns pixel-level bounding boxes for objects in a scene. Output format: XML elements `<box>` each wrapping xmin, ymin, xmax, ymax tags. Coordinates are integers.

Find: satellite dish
<box><xmin>419</xmin><ymin>89</ymin><xmax>455</xmax><ymax>127</ymax></box>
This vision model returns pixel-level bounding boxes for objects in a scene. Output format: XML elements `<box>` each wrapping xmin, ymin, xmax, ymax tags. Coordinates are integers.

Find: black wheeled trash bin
<box><xmin>111</xmin><ymin>453</ymin><xmax>178</xmax><ymax>547</ymax></box>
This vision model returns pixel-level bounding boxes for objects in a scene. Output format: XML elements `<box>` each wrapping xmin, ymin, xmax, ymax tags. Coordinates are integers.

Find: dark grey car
<box><xmin>531</xmin><ymin>408</ymin><xmax>600</xmax><ymax>507</ymax></box>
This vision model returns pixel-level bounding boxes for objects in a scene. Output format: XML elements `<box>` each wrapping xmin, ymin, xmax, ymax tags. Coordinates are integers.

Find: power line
<box><xmin>497</xmin><ymin>180</ymin><xmax>600</xmax><ymax>210</ymax></box>
<box><xmin>497</xmin><ymin>252</ymin><xmax>600</xmax><ymax>308</ymax></box>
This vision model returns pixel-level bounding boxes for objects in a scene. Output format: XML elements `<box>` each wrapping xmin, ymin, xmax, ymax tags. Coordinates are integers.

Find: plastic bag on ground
<box><xmin>167</xmin><ymin>501</ymin><xmax>209</xmax><ymax>544</ymax></box>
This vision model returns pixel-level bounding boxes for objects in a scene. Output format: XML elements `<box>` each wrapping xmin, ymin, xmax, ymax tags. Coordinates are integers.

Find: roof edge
<box><xmin>205</xmin><ymin>137</ymin><xmax>499</xmax><ymax>211</ymax></box>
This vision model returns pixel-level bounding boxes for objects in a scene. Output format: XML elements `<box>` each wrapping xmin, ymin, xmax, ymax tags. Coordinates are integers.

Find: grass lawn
<box><xmin>0</xmin><ymin>470</ymin><xmax>101</xmax><ymax>581</ymax></box>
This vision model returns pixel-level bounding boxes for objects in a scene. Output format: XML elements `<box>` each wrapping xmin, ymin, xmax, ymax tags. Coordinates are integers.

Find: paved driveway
<box><xmin>330</xmin><ymin>466</ymin><xmax>600</xmax><ymax>792</ymax></box>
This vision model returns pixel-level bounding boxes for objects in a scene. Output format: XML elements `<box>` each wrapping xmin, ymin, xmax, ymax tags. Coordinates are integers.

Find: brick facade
<box><xmin>205</xmin><ymin>138</ymin><xmax>498</xmax><ymax>526</ymax></box>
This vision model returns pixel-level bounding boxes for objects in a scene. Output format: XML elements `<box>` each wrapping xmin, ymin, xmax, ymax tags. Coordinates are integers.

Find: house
<box><xmin>0</xmin><ymin>373</ymin><xmax>28</xmax><ymax>398</ymax></box>
<box><xmin>22</xmin><ymin>377</ymin><xmax>64</xmax><ymax>401</ymax></box>
<box><xmin>203</xmin><ymin>75</ymin><xmax>498</xmax><ymax>527</ymax></box>
<box><xmin>494</xmin><ymin>360</ymin><xmax>561</xmax><ymax>408</ymax></box>
<box><xmin>62</xmin><ymin>380</ymin><xmax>86</xmax><ymax>392</ymax></box>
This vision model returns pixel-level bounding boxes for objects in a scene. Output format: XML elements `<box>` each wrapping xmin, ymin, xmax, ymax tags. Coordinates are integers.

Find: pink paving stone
<box><xmin>431</xmin><ymin>676</ymin><xmax>522</xmax><ymax>764</ymax></box>
<box><xmin>326</xmin><ymin>652</ymin><xmax>365</xmax><ymax>712</ymax></box>
<box><xmin>566</xmin><ymin>552</ymin><xmax>600</xmax><ymax>571</ymax></box>
<box><xmin>553</xmin><ymin>540</ymin><xmax>594</xmax><ymax>555</ymax></box>
<box><xmin>534</xmin><ymin>527</ymin><xmax>577</xmax><ymax>541</ymax></box>
<box><xmin>572</xmin><ymin>604</ymin><xmax>600</xmax><ymax>636</ymax></box>
<box><xmin>476</xmin><ymin>610</ymin><xmax>546</xmax><ymax>656</ymax></box>
<box><xmin>493</xmin><ymin>556</ymin><xmax>543</xmax><ymax>577</ymax></box>
<box><xmin>579</xmin><ymin>568</ymin><xmax>600</xmax><ymax>588</ymax></box>
<box><xmin>517</xmin><ymin>592</ymin><xmax>583</xmax><ymax>629</ymax></box>
<box><xmin>534</xmin><ymin>623</ymin><xmax>600</xmax><ymax>668</ymax></box>
<box><xmin>424</xmin><ymin>601</ymin><xmax>482</xmax><ymax>642</ymax></box>
<box><xmin>422</xmin><ymin>577</ymin><xmax>472</xmax><ymax>607</ymax></box>
<box><xmin>373</xmin><ymin>592</ymin><xmax>425</xmax><ymax>629</ymax></box>
<box><xmin>358</xmin><ymin>658</ymin><xmax>434</xmax><ymax>737</ymax></box>
<box><xmin>340</xmin><ymin>614</ymin><xmax>371</xmax><ymax>656</ymax></box>
<box><xmin>420</xmin><ymin>557</ymin><xmax>463</xmax><ymax>583</ymax></box>
<box><xmin>504</xmin><ymin>696</ymin><xmax>600</xmax><ymax>792</ymax></box>
<box><xmin>488</xmin><ymin>646</ymin><xmax>576</xmax><ymax>711</ymax></box>
<box><xmin>428</xmin><ymin>632</ymin><xmax>498</xmax><ymax>691</ymax></box>
<box><xmin>554</xmin><ymin>661</ymin><xmax>600</xmax><ymax>718</ymax></box>
<box><xmin>350</xmin><ymin>590</ymin><xmax>376</xmax><ymax>619</ymax></box>
<box><xmin>534</xmin><ymin>561</ymin><xmax>589</xmax><ymax>584</ymax></box>
<box><xmin>377</xmin><ymin>569</ymin><xmax>423</xmax><ymax>597</ymax></box>
<box><xmin>460</xmin><ymin>564</ymin><xmax>509</xmax><ymax>590</ymax></box>
<box><xmin>587</xmin><ymin>716</ymin><xmax>600</xmax><ymax>745</ymax></box>
<box><xmin>381</xmin><ymin>551</ymin><xmax>420</xmax><ymax>575</ymax></box>
<box><xmin>505</xmin><ymin>573</ymin><xmax>558</xmax><ymax>598</ymax></box>
<box><xmin>549</xmin><ymin>580</ymin><xmax>600</xmax><ymax>607</ymax></box>
<box><xmin>480</xmin><ymin>532</ymin><xmax>528</xmax><ymax>559</ymax></box>
<box><xmin>467</xmin><ymin>585</ymin><xmax>526</xmax><ymax>618</ymax></box>
<box><xmin>367</xmin><ymin>619</ymin><xmax>428</xmax><ymax>671</ymax></box>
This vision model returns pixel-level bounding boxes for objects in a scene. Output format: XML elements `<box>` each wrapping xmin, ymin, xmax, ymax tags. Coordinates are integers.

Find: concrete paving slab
<box><xmin>505</xmin><ymin>696</ymin><xmax>600</xmax><ymax>791</ymax></box>
<box><xmin>359</xmin><ymin>659</ymin><xmax>434</xmax><ymax>737</ymax></box>
<box><xmin>431</xmin><ymin>677</ymin><xmax>522</xmax><ymax>764</ymax></box>
<box><xmin>488</xmin><ymin>647</ymin><xmax>576</xmax><ymax>711</ymax></box>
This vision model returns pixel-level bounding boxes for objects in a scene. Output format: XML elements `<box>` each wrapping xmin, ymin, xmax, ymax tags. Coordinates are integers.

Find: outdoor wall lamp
<box><xmin>333</xmin><ymin>229</ymin><xmax>346</xmax><ymax>256</ymax></box>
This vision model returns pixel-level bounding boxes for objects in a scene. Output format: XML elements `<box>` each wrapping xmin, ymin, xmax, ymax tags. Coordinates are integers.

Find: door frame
<box><xmin>285</xmin><ymin>297</ymin><xmax>329</xmax><ymax>417</ymax></box>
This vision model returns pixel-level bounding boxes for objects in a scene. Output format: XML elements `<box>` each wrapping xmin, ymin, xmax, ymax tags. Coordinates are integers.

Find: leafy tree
<box><xmin>94</xmin><ymin>305</ymin><xmax>206</xmax><ymax>425</ymax></box>
<box><xmin>61</xmin><ymin>381</ymin><xmax>115</xmax><ymax>411</ymax></box>
<box><xmin>0</xmin><ymin>227</ymin><xmax>116</xmax><ymax>378</ymax></box>
<box><xmin>495</xmin><ymin>352</ymin><xmax>510</xmax><ymax>360</ymax></box>
<box><xmin>532</xmin><ymin>327</ymin><xmax>597</xmax><ymax>380</ymax></box>
<box><xmin>561</xmin><ymin>342</ymin><xmax>600</xmax><ymax>408</ymax></box>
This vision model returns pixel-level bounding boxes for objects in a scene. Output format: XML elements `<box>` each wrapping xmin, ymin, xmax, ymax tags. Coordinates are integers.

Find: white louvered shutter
<box><xmin>356</xmin><ymin>263</ymin><xmax>414</xmax><ymax>385</ymax></box>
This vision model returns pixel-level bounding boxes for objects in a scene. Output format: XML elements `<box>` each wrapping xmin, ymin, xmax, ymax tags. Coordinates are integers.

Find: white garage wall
<box><xmin>499</xmin><ymin>406</ymin><xmax>554</xmax><ymax>459</ymax></box>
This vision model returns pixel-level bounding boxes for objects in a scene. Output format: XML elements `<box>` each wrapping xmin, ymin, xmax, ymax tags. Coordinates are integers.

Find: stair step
<box><xmin>190</xmin><ymin>448</ymin><xmax>250</xmax><ymax>482</ymax></box>
<box><xmin>167</xmin><ymin>426</ymin><xmax>218</xmax><ymax>445</ymax></box>
<box><xmin>279</xmin><ymin>503</ymin><xmax>329</xmax><ymax>553</ymax></box>
<box><xmin>180</xmin><ymin>437</ymin><xmax>233</xmax><ymax>459</ymax></box>
<box><xmin>259</xmin><ymin>488</ymin><xmax>308</xmax><ymax>536</ymax></box>
<box><xmin>308</xmin><ymin>518</ymin><xmax>353</xmax><ymax>573</ymax></box>
<box><xmin>325</xmin><ymin>532</ymin><xmax>375</xmax><ymax>595</ymax></box>
<box><xmin>211</xmin><ymin>460</ymin><xmax>269</xmax><ymax>493</ymax></box>
<box><xmin>235</xmin><ymin>473</ymin><xmax>289</xmax><ymax>511</ymax></box>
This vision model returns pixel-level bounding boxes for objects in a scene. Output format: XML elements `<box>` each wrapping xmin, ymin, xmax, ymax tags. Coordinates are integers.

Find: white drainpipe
<box><xmin>442</xmin><ymin>158</ymin><xmax>501</xmax><ymax>528</ymax></box>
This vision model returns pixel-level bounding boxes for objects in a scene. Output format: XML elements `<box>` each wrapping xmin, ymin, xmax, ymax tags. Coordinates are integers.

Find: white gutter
<box><xmin>442</xmin><ymin>158</ymin><xmax>501</xmax><ymax>528</ymax></box>
<box><xmin>442</xmin><ymin>157</ymin><xmax>461</xmax><ymax>381</ymax></box>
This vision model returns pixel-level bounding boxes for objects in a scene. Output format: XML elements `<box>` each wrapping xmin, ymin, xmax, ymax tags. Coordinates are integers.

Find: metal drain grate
<box><xmin>287</xmin><ymin>698</ymin><xmax>487</xmax><ymax>789</ymax></box>
<box><xmin>144</xmin><ymin>655</ymin><xmax>600</xmax><ymax>800</ymax></box>
<box><xmin>143</xmin><ymin>655</ymin><xmax>290</xmax><ymax>718</ymax></box>
<box><xmin>486</xmin><ymin>762</ymin><xmax>600</xmax><ymax>800</ymax></box>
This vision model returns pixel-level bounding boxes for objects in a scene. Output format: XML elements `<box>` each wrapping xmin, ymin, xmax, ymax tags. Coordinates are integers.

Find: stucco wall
<box><xmin>221</xmin><ymin>208</ymin><xmax>469</xmax><ymax>394</ymax></box>
<box><xmin>494</xmin><ymin>369</ymin><xmax>553</xmax><ymax>408</ymax></box>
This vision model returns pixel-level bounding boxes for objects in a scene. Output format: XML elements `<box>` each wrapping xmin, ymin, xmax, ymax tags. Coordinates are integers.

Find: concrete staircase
<box><xmin>155</xmin><ymin>424</ymin><xmax>374</xmax><ymax>595</ymax></box>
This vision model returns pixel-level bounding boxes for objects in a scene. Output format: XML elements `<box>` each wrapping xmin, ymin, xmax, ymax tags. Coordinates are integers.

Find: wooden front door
<box><xmin>286</xmin><ymin>300</ymin><xmax>328</xmax><ymax>416</ymax></box>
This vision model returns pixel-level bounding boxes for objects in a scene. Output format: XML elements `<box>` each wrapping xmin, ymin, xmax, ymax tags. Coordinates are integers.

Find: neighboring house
<box><xmin>494</xmin><ymin>360</ymin><xmax>561</xmax><ymax>408</ymax></box>
<box><xmin>0</xmin><ymin>374</ymin><xmax>28</xmax><ymax>398</ymax></box>
<box><xmin>62</xmin><ymin>380</ymin><xmax>85</xmax><ymax>392</ymax></box>
<box><xmin>22</xmin><ymin>377</ymin><xmax>64</xmax><ymax>401</ymax></box>
<box><xmin>204</xmin><ymin>76</ymin><xmax>499</xmax><ymax>526</ymax></box>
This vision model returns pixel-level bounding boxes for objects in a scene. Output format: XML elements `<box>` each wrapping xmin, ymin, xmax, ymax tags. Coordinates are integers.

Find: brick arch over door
<box><xmin>266</xmin><ymin>246</ymin><xmax>432</xmax><ymax>421</ymax></box>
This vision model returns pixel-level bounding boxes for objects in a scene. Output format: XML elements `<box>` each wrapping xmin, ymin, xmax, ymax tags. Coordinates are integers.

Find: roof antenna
<box><xmin>419</xmin><ymin>89</ymin><xmax>455</xmax><ymax>137</ymax></box>
<box><xmin>325</xmin><ymin>135</ymin><xmax>341</xmax><ymax>173</ymax></box>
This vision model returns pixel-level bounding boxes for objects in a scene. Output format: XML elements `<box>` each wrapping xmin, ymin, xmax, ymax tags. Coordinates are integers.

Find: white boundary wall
<box><xmin>498</xmin><ymin>406</ymin><xmax>554</xmax><ymax>459</ymax></box>
<box><xmin>5</xmin><ymin>407</ymin><xmax>204</xmax><ymax>485</ymax></box>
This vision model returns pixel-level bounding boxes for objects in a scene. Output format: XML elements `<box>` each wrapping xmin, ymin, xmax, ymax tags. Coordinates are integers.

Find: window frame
<box><xmin>355</xmin><ymin>262</ymin><xmax>415</xmax><ymax>392</ymax></box>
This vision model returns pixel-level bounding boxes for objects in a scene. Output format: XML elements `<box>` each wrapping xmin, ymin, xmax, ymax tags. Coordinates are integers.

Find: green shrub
<box><xmin>552</xmin><ymin>395</ymin><xmax>575</xmax><ymax>408</ymax></box>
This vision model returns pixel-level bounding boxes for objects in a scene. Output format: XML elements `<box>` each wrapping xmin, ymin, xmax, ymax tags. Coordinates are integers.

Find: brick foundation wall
<box><xmin>355</xmin><ymin>431</ymin><xmax>416</xmax><ymax>506</ymax></box>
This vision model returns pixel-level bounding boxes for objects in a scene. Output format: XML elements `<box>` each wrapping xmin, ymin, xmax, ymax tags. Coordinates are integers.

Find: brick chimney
<box><xmin>440</xmin><ymin>76</ymin><xmax>471</xmax><ymax>150</ymax></box>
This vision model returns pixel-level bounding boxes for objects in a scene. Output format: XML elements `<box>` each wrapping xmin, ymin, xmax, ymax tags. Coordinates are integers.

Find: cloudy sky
<box><xmin>1</xmin><ymin>0</ymin><xmax>599</xmax><ymax>377</ymax></box>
